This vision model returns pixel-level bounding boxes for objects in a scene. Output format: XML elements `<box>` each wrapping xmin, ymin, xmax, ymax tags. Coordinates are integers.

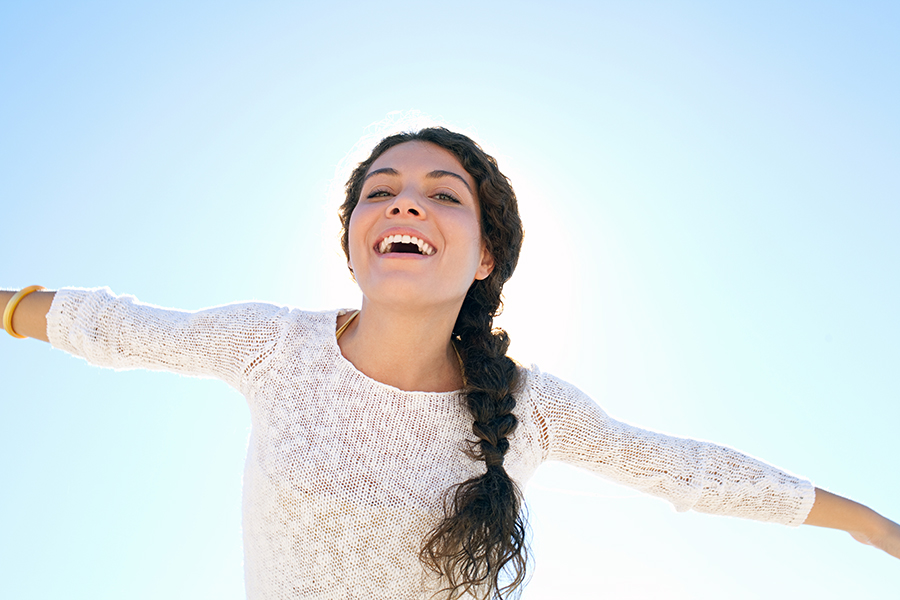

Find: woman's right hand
<box><xmin>1</xmin><ymin>289</ymin><xmax>56</xmax><ymax>342</ymax></box>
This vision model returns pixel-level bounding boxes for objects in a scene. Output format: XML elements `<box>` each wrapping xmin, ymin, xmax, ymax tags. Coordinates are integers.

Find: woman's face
<box><xmin>348</xmin><ymin>141</ymin><xmax>494</xmax><ymax>312</ymax></box>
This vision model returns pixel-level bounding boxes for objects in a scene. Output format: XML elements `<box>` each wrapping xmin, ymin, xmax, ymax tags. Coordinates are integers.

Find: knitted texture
<box><xmin>47</xmin><ymin>288</ymin><xmax>816</xmax><ymax>599</ymax></box>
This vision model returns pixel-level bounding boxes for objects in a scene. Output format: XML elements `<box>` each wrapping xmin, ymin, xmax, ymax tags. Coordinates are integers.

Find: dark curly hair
<box><xmin>339</xmin><ymin>127</ymin><xmax>527</xmax><ymax>599</ymax></box>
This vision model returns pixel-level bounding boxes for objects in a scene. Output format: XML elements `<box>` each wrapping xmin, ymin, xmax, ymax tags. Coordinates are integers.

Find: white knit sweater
<box><xmin>47</xmin><ymin>288</ymin><xmax>816</xmax><ymax>599</ymax></box>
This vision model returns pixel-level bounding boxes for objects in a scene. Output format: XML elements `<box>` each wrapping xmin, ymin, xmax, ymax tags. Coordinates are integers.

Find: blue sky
<box><xmin>2</xmin><ymin>2</ymin><xmax>899</xmax><ymax>598</ymax></box>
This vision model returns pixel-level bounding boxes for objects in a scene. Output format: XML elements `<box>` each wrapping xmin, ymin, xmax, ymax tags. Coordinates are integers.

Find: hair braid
<box><xmin>419</xmin><ymin>283</ymin><xmax>527</xmax><ymax>600</ymax></box>
<box><xmin>339</xmin><ymin>127</ymin><xmax>526</xmax><ymax>599</ymax></box>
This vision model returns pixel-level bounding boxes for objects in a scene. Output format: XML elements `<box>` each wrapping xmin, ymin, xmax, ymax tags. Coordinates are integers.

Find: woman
<box><xmin>3</xmin><ymin>127</ymin><xmax>899</xmax><ymax>600</ymax></box>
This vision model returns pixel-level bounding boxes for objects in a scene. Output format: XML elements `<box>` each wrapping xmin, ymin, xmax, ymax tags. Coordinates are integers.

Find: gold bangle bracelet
<box><xmin>3</xmin><ymin>285</ymin><xmax>46</xmax><ymax>339</ymax></box>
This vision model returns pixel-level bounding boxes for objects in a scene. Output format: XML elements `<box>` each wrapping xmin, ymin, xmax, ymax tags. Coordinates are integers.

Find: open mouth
<box><xmin>376</xmin><ymin>234</ymin><xmax>435</xmax><ymax>256</ymax></box>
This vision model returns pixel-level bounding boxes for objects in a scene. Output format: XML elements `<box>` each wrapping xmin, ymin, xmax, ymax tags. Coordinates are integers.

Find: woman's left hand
<box><xmin>848</xmin><ymin>513</ymin><xmax>900</xmax><ymax>559</ymax></box>
<box><xmin>805</xmin><ymin>487</ymin><xmax>900</xmax><ymax>559</ymax></box>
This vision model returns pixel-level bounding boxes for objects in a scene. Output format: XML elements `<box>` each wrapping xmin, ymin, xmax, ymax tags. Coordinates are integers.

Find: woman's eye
<box><xmin>434</xmin><ymin>192</ymin><xmax>460</xmax><ymax>203</ymax></box>
<box><xmin>366</xmin><ymin>189</ymin><xmax>392</xmax><ymax>199</ymax></box>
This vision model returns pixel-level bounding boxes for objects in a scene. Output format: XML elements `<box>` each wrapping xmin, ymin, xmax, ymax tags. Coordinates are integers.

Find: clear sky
<box><xmin>2</xmin><ymin>1</ymin><xmax>899</xmax><ymax>598</ymax></box>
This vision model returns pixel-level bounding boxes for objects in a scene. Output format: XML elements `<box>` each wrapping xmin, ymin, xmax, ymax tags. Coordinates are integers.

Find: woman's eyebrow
<box><xmin>426</xmin><ymin>170</ymin><xmax>472</xmax><ymax>193</ymax></box>
<box><xmin>364</xmin><ymin>167</ymin><xmax>399</xmax><ymax>181</ymax></box>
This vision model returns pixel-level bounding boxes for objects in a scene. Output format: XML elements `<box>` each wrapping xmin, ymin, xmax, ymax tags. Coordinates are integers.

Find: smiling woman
<box><xmin>3</xmin><ymin>127</ymin><xmax>900</xmax><ymax>600</ymax></box>
<box><xmin>341</xmin><ymin>130</ymin><xmax>526</xmax><ymax>597</ymax></box>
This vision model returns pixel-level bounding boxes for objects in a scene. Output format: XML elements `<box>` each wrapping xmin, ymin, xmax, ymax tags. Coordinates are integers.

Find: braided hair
<box><xmin>339</xmin><ymin>127</ymin><xmax>526</xmax><ymax>599</ymax></box>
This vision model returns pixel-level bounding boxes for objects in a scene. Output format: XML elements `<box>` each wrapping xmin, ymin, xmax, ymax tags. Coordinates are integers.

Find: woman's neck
<box><xmin>336</xmin><ymin>300</ymin><xmax>464</xmax><ymax>393</ymax></box>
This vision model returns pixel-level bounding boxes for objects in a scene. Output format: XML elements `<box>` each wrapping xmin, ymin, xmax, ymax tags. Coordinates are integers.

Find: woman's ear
<box><xmin>474</xmin><ymin>247</ymin><xmax>495</xmax><ymax>281</ymax></box>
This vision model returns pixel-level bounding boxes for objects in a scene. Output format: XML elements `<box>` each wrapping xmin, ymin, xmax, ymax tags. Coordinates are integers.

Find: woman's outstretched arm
<box><xmin>1</xmin><ymin>289</ymin><xmax>56</xmax><ymax>342</ymax></box>
<box><xmin>805</xmin><ymin>488</ymin><xmax>900</xmax><ymax>559</ymax></box>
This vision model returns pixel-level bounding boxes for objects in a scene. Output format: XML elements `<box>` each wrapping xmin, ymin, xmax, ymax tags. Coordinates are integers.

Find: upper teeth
<box><xmin>378</xmin><ymin>234</ymin><xmax>435</xmax><ymax>255</ymax></box>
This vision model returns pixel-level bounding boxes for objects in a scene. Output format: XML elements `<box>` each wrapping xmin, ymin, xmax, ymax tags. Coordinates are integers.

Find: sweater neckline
<box><xmin>328</xmin><ymin>309</ymin><xmax>464</xmax><ymax>398</ymax></box>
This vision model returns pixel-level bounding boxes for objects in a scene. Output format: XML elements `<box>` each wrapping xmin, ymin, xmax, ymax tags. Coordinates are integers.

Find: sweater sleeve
<box><xmin>529</xmin><ymin>369</ymin><xmax>816</xmax><ymax>527</ymax></box>
<box><xmin>47</xmin><ymin>287</ymin><xmax>291</xmax><ymax>393</ymax></box>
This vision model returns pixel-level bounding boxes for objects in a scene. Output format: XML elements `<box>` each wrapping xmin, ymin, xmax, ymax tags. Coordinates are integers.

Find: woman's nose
<box><xmin>386</xmin><ymin>192</ymin><xmax>425</xmax><ymax>218</ymax></box>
